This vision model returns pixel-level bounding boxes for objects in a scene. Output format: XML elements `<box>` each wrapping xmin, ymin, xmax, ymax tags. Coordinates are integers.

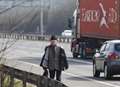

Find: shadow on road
<box><xmin>66</xmin><ymin>76</ymin><xmax>89</xmax><ymax>81</ymax></box>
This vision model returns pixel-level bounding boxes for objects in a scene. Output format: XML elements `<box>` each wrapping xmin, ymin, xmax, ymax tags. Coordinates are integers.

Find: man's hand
<box><xmin>64</xmin><ymin>65</ymin><xmax>69</xmax><ymax>70</ymax></box>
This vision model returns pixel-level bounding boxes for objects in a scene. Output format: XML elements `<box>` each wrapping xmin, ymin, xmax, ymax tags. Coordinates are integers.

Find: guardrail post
<box><xmin>23</xmin><ymin>72</ymin><xmax>26</xmax><ymax>87</ymax></box>
<box><xmin>9</xmin><ymin>75</ymin><xmax>14</xmax><ymax>87</ymax></box>
<box><xmin>48</xmin><ymin>79</ymin><xmax>55</xmax><ymax>87</ymax></box>
<box><xmin>9</xmin><ymin>70</ymin><xmax>14</xmax><ymax>87</ymax></box>
<box><xmin>37</xmin><ymin>76</ymin><xmax>40</xmax><ymax>87</ymax></box>
<box><xmin>0</xmin><ymin>72</ymin><xmax>4</xmax><ymax>87</ymax></box>
<box><xmin>40</xmin><ymin>76</ymin><xmax>48</xmax><ymax>87</ymax></box>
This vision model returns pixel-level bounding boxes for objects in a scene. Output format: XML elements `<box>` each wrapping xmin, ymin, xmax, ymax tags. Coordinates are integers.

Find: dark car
<box><xmin>93</xmin><ymin>40</ymin><xmax>120</xmax><ymax>79</ymax></box>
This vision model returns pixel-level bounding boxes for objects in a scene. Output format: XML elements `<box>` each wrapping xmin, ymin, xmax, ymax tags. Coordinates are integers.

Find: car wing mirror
<box><xmin>68</xmin><ymin>17</ymin><xmax>73</xmax><ymax>28</ymax></box>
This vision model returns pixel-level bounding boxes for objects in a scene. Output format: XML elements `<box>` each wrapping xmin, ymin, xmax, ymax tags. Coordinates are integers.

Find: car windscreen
<box><xmin>115</xmin><ymin>43</ymin><xmax>120</xmax><ymax>52</ymax></box>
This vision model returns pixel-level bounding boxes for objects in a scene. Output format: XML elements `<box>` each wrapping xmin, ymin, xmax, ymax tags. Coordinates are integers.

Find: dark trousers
<box><xmin>49</xmin><ymin>69</ymin><xmax>62</xmax><ymax>81</ymax></box>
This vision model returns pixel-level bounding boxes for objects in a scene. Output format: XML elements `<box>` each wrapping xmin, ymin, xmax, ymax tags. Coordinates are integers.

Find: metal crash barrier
<box><xmin>0</xmin><ymin>33</ymin><xmax>72</xmax><ymax>43</ymax></box>
<box><xmin>0</xmin><ymin>59</ymin><xmax>68</xmax><ymax>87</ymax></box>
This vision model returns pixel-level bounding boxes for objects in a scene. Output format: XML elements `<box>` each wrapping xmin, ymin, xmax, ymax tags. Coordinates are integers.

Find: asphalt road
<box><xmin>1</xmin><ymin>39</ymin><xmax>120</xmax><ymax>87</ymax></box>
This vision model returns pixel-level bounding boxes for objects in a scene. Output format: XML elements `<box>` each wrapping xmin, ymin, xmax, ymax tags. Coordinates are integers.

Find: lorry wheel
<box><xmin>93</xmin><ymin>63</ymin><xmax>100</xmax><ymax>77</ymax></box>
<box><xmin>73</xmin><ymin>53</ymin><xmax>78</xmax><ymax>58</ymax></box>
<box><xmin>104</xmin><ymin>65</ymin><xmax>111</xmax><ymax>80</ymax></box>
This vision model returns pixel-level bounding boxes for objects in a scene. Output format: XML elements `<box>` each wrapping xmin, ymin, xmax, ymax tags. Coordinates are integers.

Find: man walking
<box><xmin>40</xmin><ymin>35</ymin><xmax>68</xmax><ymax>81</ymax></box>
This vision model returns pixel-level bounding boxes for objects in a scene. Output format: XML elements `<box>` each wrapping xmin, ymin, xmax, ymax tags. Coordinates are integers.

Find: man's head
<box><xmin>50</xmin><ymin>35</ymin><xmax>57</xmax><ymax>46</ymax></box>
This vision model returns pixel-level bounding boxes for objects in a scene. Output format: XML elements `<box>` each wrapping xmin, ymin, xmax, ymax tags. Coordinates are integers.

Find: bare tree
<box><xmin>0</xmin><ymin>10</ymin><xmax>18</xmax><ymax>62</ymax></box>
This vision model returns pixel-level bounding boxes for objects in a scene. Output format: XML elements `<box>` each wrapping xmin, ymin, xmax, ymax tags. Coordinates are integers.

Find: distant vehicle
<box><xmin>61</xmin><ymin>30</ymin><xmax>72</xmax><ymax>37</ymax></box>
<box><xmin>70</xmin><ymin>0</ymin><xmax>120</xmax><ymax>59</ymax></box>
<box><xmin>93</xmin><ymin>40</ymin><xmax>120</xmax><ymax>79</ymax></box>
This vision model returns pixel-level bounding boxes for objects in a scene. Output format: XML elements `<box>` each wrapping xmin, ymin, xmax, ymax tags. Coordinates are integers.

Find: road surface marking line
<box><xmin>68</xmin><ymin>59</ymin><xmax>92</xmax><ymax>65</ymax></box>
<box><xmin>64</xmin><ymin>72</ymin><xmax>120</xmax><ymax>87</ymax></box>
<box><xmin>78</xmin><ymin>60</ymin><xmax>92</xmax><ymax>64</ymax></box>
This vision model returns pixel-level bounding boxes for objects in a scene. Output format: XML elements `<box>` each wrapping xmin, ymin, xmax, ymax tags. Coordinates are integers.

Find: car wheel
<box><xmin>73</xmin><ymin>53</ymin><xmax>78</xmax><ymax>58</ymax></box>
<box><xmin>104</xmin><ymin>65</ymin><xmax>111</xmax><ymax>80</ymax></box>
<box><xmin>93</xmin><ymin>63</ymin><xmax>100</xmax><ymax>77</ymax></box>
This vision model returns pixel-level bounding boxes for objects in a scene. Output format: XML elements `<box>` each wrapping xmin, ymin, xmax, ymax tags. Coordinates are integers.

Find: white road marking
<box><xmin>64</xmin><ymin>72</ymin><xmax>120</xmax><ymax>87</ymax></box>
